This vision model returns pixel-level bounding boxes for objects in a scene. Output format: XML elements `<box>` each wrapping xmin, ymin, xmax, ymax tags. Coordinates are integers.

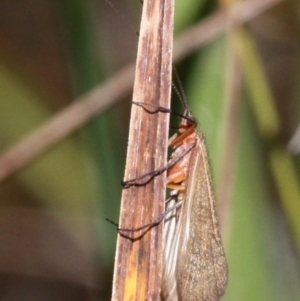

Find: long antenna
<box><xmin>104</xmin><ymin>0</ymin><xmax>139</xmax><ymax>36</ymax></box>
<box><xmin>172</xmin><ymin>66</ymin><xmax>192</xmax><ymax>117</ymax></box>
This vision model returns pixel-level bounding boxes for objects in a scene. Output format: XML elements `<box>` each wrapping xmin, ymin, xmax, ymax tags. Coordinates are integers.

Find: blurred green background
<box><xmin>0</xmin><ymin>0</ymin><xmax>299</xmax><ymax>300</ymax></box>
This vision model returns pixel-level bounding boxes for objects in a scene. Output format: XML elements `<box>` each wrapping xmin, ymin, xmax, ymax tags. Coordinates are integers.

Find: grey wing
<box><xmin>176</xmin><ymin>136</ymin><xmax>228</xmax><ymax>301</ymax></box>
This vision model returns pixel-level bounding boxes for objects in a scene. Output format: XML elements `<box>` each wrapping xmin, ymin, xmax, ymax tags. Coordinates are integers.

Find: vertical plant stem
<box><xmin>111</xmin><ymin>0</ymin><xmax>174</xmax><ymax>300</ymax></box>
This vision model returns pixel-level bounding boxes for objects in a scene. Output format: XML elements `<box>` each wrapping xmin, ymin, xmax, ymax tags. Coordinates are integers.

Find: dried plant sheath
<box><xmin>111</xmin><ymin>0</ymin><xmax>174</xmax><ymax>300</ymax></box>
<box><xmin>161</xmin><ymin>114</ymin><xmax>228</xmax><ymax>301</ymax></box>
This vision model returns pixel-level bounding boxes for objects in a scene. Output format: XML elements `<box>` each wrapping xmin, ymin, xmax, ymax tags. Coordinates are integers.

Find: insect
<box><xmin>161</xmin><ymin>107</ymin><xmax>228</xmax><ymax>301</ymax></box>
<box><xmin>121</xmin><ymin>98</ymin><xmax>228</xmax><ymax>301</ymax></box>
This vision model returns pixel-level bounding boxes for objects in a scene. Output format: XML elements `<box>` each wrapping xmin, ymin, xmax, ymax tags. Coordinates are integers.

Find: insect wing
<box><xmin>176</xmin><ymin>133</ymin><xmax>228</xmax><ymax>300</ymax></box>
<box><xmin>161</xmin><ymin>196</ymin><xmax>180</xmax><ymax>301</ymax></box>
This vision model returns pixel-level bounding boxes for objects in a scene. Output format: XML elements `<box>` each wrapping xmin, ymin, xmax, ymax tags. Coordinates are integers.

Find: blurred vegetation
<box><xmin>0</xmin><ymin>0</ymin><xmax>299</xmax><ymax>300</ymax></box>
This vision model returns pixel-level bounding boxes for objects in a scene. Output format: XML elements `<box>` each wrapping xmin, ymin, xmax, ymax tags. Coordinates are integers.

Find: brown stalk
<box><xmin>0</xmin><ymin>0</ymin><xmax>282</xmax><ymax>182</ymax></box>
<box><xmin>0</xmin><ymin>65</ymin><xmax>135</xmax><ymax>182</ymax></box>
<box><xmin>173</xmin><ymin>0</ymin><xmax>282</xmax><ymax>60</ymax></box>
<box><xmin>111</xmin><ymin>0</ymin><xmax>174</xmax><ymax>300</ymax></box>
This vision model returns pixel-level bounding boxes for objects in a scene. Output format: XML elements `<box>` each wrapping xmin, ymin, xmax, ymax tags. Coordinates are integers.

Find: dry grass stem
<box><xmin>0</xmin><ymin>65</ymin><xmax>135</xmax><ymax>181</ymax></box>
<box><xmin>173</xmin><ymin>0</ymin><xmax>282</xmax><ymax>60</ymax></box>
<box><xmin>111</xmin><ymin>0</ymin><xmax>174</xmax><ymax>300</ymax></box>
